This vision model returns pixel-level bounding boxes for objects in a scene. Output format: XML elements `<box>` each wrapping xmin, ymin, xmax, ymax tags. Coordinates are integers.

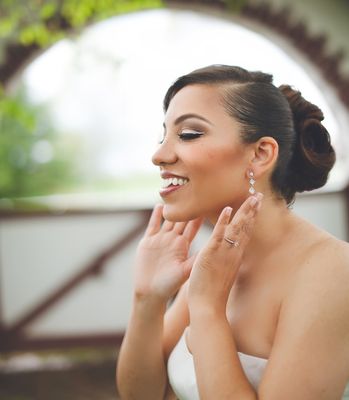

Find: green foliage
<box><xmin>0</xmin><ymin>88</ymin><xmax>80</xmax><ymax>199</ymax></box>
<box><xmin>0</xmin><ymin>0</ymin><xmax>163</xmax><ymax>48</ymax></box>
<box><xmin>0</xmin><ymin>0</ymin><xmax>164</xmax><ymax>205</ymax></box>
<box><xmin>224</xmin><ymin>0</ymin><xmax>248</xmax><ymax>12</ymax></box>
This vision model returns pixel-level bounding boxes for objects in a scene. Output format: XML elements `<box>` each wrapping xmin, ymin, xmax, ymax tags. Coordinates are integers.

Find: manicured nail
<box><xmin>250</xmin><ymin>196</ymin><xmax>258</xmax><ymax>207</ymax></box>
<box><xmin>256</xmin><ymin>192</ymin><xmax>264</xmax><ymax>201</ymax></box>
<box><xmin>225</xmin><ymin>206</ymin><xmax>233</xmax><ymax>215</ymax></box>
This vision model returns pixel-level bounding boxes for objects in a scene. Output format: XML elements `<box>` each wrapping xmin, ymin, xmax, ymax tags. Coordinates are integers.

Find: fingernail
<box><xmin>250</xmin><ymin>196</ymin><xmax>258</xmax><ymax>207</ymax></box>
<box><xmin>256</xmin><ymin>192</ymin><xmax>264</xmax><ymax>201</ymax></box>
<box><xmin>225</xmin><ymin>206</ymin><xmax>233</xmax><ymax>215</ymax></box>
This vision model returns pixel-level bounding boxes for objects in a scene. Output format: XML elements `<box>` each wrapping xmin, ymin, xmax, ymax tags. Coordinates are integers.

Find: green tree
<box><xmin>0</xmin><ymin>0</ymin><xmax>163</xmax><ymax>84</ymax></box>
<box><xmin>0</xmin><ymin>87</ymin><xmax>80</xmax><ymax>199</ymax></box>
<box><xmin>0</xmin><ymin>0</ymin><xmax>163</xmax><ymax>204</ymax></box>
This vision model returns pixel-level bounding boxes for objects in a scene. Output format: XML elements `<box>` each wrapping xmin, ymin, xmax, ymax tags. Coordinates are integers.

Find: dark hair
<box><xmin>163</xmin><ymin>65</ymin><xmax>335</xmax><ymax>204</ymax></box>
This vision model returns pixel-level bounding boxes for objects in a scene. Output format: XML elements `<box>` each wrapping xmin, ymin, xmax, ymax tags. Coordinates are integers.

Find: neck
<box><xmin>209</xmin><ymin>192</ymin><xmax>297</xmax><ymax>256</ymax></box>
<box><xmin>245</xmin><ymin>194</ymin><xmax>293</xmax><ymax>255</ymax></box>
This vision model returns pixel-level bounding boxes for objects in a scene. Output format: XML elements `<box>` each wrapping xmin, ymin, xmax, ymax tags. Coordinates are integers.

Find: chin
<box><xmin>162</xmin><ymin>204</ymin><xmax>198</xmax><ymax>222</ymax></box>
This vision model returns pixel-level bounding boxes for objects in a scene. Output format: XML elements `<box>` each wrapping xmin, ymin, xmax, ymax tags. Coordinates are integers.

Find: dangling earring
<box><xmin>248</xmin><ymin>171</ymin><xmax>256</xmax><ymax>195</ymax></box>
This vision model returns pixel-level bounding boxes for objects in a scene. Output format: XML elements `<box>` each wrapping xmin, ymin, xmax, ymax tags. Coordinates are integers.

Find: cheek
<box><xmin>193</xmin><ymin>146</ymin><xmax>249</xmax><ymax>206</ymax></box>
<box><xmin>190</xmin><ymin>146</ymin><xmax>244</xmax><ymax>178</ymax></box>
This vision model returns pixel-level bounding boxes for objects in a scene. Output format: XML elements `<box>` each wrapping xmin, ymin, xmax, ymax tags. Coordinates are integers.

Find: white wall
<box><xmin>0</xmin><ymin>212</ymin><xmax>143</xmax><ymax>336</ymax></box>
<box><xmin>0</xmin><ymin>191</ymin><xmax>347</xmax><ymax>339</ymax></box>
<box><xmin>294</xmin><ymin>192</ymin><xmax>348</xmax><ymax>241</ymax></box>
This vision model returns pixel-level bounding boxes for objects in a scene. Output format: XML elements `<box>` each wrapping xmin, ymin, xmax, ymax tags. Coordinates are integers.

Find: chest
<box><xmin>226</xmin><ymin>261</ymin><xmax>295</xmax><ymax>359</ymax></box>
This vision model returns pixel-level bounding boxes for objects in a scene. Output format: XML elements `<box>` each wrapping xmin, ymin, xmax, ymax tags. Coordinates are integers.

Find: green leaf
<box><xmin>19</xmin><ymin>23</ymin><xmax>51</xmax><ymax>46</ymax></box>
<box><xmin>0</xmin><ymin>18</ymin><xmax>14</xmax><ymax>37</ymax></box>
<box><xmin>225</xmin><ymin>0</ymin><xmax>247</xmax><ymax>12</ymax></box>
<box><xmin>40</xmin><ymin>2</ymin><xmax>58</xmax><ymax>20</ymax></box>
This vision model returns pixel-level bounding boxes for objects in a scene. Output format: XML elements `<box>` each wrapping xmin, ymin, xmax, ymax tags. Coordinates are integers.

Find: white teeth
<box><xmin>162</xmin><ymin>177</ymin><xmax>188</xmax><ymax>188</ymax></box>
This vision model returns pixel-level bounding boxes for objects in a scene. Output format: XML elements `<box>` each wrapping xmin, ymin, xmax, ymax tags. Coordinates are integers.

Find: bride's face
<box><xmin>152</xmin><ymin>84</ymin><xmax>252</xmax><ymax>222</ymax></box>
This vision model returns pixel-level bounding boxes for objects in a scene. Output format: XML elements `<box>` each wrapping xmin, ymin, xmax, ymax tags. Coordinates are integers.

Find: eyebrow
<box><xmin>163</xmin><ymin>113</ymin><xmax>214</xmax><ymax>128</ymax></box>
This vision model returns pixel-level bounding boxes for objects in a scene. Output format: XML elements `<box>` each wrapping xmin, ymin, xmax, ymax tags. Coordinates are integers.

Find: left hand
<box><xmin>188</xmin><ymin>193</ymin><xmax>263</xmax><ymax>316</ymax></box>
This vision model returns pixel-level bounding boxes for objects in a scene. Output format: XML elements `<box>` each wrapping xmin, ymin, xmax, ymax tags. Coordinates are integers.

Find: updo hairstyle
<box><xmin>163</xmin><ymin>65</ymin><xmax>336</xmax><ymax>204</ymax></box>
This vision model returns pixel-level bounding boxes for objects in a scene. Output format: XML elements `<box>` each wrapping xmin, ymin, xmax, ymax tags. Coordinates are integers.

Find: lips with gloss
<box><xmin>159</xmin><ymin>176</ymin><xmax>189</xmax><ymax>197</ymax></box>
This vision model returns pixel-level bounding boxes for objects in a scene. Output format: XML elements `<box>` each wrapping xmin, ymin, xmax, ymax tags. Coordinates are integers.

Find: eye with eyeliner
<box><xmin>178</xmin><ymin>130</ymin><xmax>204</xmax><ymax>141</ymax></box>
<box><xmin>158</xmin><ymin>128</ymin><xmax>204</xmax><ymax>144</ymax></box>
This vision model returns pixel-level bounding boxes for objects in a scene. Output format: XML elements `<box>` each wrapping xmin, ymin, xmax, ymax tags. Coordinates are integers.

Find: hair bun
<box><xmin>279</xmin><ymin>84</ymin><xmax>324</xmax><ymax>122</ymax></box>
<box><xmin>279</xmin><ymin>85</ymin><xmax>335</xmax><ymax>194</ymax></box>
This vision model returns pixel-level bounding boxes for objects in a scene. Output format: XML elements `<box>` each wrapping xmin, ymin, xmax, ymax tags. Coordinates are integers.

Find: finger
<box><xmin>211</xmin><ymin>206</ymin><xmax>233</xmax><ymax>241</ymax></box>
<box><xmin>183</xmin><ymin>218</ymin><xmax>203</xmax><ymax>243</ymax></box>
<box><xmin>225</xmin><ymin>194</ymin><xmax>263</xmax><ymax>246</ymax></box>
<box><xmin>162</xmin><ymin>220</ymin><xmax>175</xmax><ymax>231</ymax></box>
<box><xmin>145</xmin><ymin>204</ymin><xmax>164</xmax><ymax>235</ymax></box>
<box><xmin>173</xmin><ymin>221</ymin><xmax>188</xmax><ymax>235</ymax></box>
<box><xmin>182</xmin><ymin>252</ymin><xmax>198</xmax><ymax>279</ymax></box>
<box><xmin>232</xmin><ymin>193</ymin><xmax>262</xmax><ymax>224</ymax></box>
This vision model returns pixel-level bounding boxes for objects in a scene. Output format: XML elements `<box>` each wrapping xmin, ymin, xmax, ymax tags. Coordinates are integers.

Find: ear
<box><xmin>249</xmin><ymin>136</ymin><xmax>279</xmax><ymax>178</ymax></box>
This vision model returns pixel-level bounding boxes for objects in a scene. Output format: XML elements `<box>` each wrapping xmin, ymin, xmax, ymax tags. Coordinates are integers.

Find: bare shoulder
<box><xmin>260</xmin><ymin>232</ymin><xmax>349</xmax><ymax>399</ymax></box>
<box><xmin>288</xmin><ymin>230</ymin><xmax>349</xmax><ymax>328</ymax></box>
<box><xmin>300</xmin><ymin>231</ymin><xmax>349</xmax><ymax>281</ymax></box>
<box><xmin>318</xmin><ymin>233</ymin><xmax>349</xmax><ymax>259</ymax></box>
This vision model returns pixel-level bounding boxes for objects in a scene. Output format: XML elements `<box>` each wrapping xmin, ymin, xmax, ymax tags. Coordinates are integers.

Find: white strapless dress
<box><xmin>167</xmin><ymin>328</ymin><xmax>349</xmax><ymax>400</ymax></box>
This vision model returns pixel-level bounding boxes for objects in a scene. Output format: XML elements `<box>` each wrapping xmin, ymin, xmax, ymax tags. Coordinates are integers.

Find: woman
<box><xmin>116</xmin><ymin>65</ymin><xmax>349</xmax><ymax>399</ymax></box>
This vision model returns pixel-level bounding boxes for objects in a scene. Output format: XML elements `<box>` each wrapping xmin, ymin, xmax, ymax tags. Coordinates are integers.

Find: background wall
<box><xmin>0</xmin><ymin>191</ymin><xmax>347</xmax><ymax>349</ymax></box>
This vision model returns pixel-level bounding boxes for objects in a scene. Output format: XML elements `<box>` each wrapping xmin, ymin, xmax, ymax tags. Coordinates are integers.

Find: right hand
<box><xmin>133</xmin><ymin>204</ymin><xmax>203</xmax><ymax>302</ymax></box>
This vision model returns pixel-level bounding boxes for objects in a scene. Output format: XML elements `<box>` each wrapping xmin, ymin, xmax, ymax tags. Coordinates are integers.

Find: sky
<box><xmin>20</xmin><ymin>8</ymin><xmax>348</xmax><ymax>192</ymax></box>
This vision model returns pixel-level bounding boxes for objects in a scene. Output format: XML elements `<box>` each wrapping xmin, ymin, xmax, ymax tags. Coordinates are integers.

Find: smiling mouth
<box><xmin>162</xmin><ymin>177</ymin><xmax>189</xmax><ymax>188</ymax></box>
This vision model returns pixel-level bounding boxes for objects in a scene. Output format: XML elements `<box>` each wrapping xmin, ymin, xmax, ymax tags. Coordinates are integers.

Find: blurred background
<box><xmin>0</xmin><ymin>0</ymin><xmax>348</xmax><ymax>399</ymax></box>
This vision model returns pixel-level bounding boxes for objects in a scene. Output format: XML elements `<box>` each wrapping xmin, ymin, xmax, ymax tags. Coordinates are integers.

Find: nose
<box><xmin>152</xmin><ymin>138</ymin><xmax>178</xmax><ymax>166</ymax></box>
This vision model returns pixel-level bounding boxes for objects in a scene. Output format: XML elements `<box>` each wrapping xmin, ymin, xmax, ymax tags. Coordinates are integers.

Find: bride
<box><xmin>116</xmin><ymin>65</ymin><xmax>349</xmax><ymax>399</ymax></box>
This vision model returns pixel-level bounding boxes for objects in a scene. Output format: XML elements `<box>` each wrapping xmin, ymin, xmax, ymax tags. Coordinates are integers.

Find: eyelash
<box><xmin>159</xmin><ymin>130</ymin><xmax>204</xmax><ymax>144</ymax></box>
<box><xmin>178</xmin><ymin>131</ymin><xmax>204</xmax><ymax>141</ymax></box>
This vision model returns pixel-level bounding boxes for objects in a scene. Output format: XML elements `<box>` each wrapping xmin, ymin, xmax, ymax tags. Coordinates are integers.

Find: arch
<box><xmin>1</xmin><ymin>0</ymin><xmax>348</xmax><ymax>112</ymax></box>
<box><xmin>1</xmin><ymin>0</ymin><xmax>349</xmax><ymax>196</ymax></box>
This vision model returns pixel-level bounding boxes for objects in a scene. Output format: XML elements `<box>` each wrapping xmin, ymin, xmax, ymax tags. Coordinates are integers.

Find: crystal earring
<box><xmin>248</xmin><ymin>171</ymin><xmax>256</xmax><ymax>195</ymax></box>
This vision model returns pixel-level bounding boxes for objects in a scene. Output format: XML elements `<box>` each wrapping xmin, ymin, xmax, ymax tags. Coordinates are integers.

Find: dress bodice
<box><xmin>167</xmin><ymin>328</ymin><xmax>349</xmax><ymax>400</ymax></box>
